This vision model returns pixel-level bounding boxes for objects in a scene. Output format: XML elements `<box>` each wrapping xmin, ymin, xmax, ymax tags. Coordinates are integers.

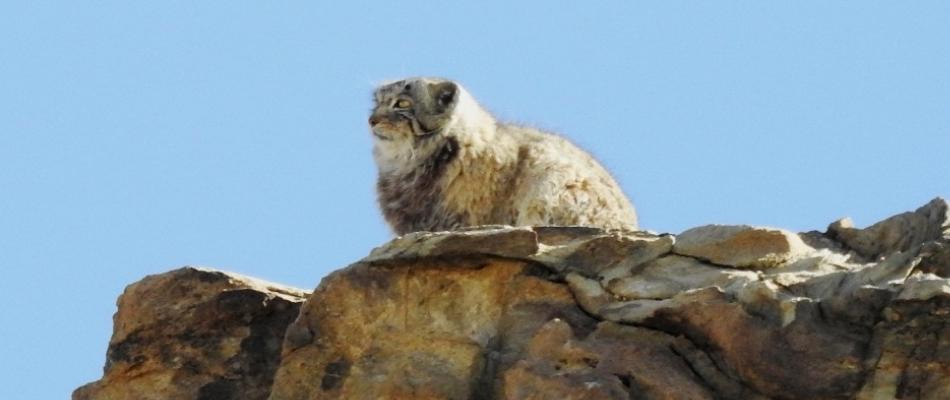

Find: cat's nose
<box><xmin>368</xmin><ymin>115</ymin><xmax>382</xmax><ymax>126</ymax></box>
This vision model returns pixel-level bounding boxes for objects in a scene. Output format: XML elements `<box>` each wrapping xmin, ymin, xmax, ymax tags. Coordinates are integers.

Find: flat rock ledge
<box><xmin>75</xmin><ymin>198</ymin><xmax>950</xmax><ymax>400</ymax></box>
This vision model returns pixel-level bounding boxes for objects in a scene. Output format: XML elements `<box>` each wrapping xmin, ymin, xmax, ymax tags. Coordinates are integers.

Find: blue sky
<box><xmin>1</xmin><ymin>2</ymin><xmax>948</xmax><ymax>398</ymax></box>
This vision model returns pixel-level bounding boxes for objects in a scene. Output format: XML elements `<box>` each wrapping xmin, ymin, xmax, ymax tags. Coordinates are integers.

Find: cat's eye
<box><xmin>395</xmin><ymin>99</ymin><xmax>412</xmax><ymax>109</ymax></box>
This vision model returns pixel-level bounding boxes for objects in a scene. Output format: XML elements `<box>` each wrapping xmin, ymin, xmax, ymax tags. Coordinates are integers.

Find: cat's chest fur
<box><xmin>376</xmin><ymin>137</ymin><xmax>464</xmax><ymax>233</ymax></box>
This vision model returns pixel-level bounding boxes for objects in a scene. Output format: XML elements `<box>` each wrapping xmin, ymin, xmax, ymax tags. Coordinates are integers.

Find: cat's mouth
<box><xmin>370</xmin><ymin>122</ymin><xmax>398</xmax><ymax>141</ymax></box>
<box><xmin>371</xmin><ymin>119</ymin><xmax>415</xmax><ymax>141</ymax></box>
<box><xmin>371</xmin><ymin>130</ymin><xmax>393</xmax><ymax>141</ymax></box>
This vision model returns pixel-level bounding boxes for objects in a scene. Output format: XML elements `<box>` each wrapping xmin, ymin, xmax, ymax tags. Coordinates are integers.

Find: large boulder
<box><xmin>76</xmin><ymin>198</ymin><xmax>950</xmax><ymax>399</ymax></box>
<box><xmin>73</xmin><ymin>268</ymin><xmax>308</xmax><ymax>400</ymax></box>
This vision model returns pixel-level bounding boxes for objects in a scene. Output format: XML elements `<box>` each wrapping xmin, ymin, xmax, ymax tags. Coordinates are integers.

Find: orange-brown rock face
<box><xmin>271</xmin><ymin>255</ymin><xmax>593</xmax><ymax>400</ymax></box>
<box><xmin>73</xmin><ymin>268</ymin><xmax>308</xmax><ymax>400</ymax></box>
<box><xmin>76</xmin><ymin>198</ymin><xmax>950</xmax><ymax>399</ymax></box>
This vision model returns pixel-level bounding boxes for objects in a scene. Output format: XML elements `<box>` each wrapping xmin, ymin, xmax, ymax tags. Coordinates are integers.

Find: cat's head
<box><xmin>369</xmin><ymin>77</ymin><xmax>460</xmax><ymax>142</ymax></box>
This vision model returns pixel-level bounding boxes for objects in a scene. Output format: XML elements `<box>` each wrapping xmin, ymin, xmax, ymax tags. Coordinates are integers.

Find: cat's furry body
<box><xmin>369</xmin><ymin>77</ymin><xmax>638</xmax><ymax>234</ymax></box>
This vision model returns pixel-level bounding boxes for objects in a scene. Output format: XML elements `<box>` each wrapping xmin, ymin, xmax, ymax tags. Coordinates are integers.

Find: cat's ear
<box><xmin>429</xmin><ymin>81</ymin><xmax>458</xmax><ymax>112</ymax></box>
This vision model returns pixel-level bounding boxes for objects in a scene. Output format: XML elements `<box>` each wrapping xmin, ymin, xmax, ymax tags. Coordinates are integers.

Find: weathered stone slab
<box><xmin>828</xmin><ymin>197</ymin><xmax>949</xmax><ymax>260</ymax></box>
<box><xmin>362</xmin><ymin>225</ymin><xmax>540</xmax><ymax>262</ymax></box>
<box><xmin>604</xmin><ymin>255</ymin><xmax>758</xmax><ymax>300</ymax></box>
<box><xmin>532</xmin><ymin>230</ymin><xmax>674</xmax><ymax>276</ymax></box>
<box><xmin>674</xmin><ymin>224</ymin><xmax>813</xmax><ymax>269</ymax></box>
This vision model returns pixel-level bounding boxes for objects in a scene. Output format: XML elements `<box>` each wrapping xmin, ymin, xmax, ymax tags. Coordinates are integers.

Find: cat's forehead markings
<box><xmin>380</xmin><ymin>82</ymin><xmax>403</xmax><ymax>96</ymax></box>
<box><xmin>375</xmin><ymin>87</ymin><xmax>393</xmax><ymax>101</ymax></box>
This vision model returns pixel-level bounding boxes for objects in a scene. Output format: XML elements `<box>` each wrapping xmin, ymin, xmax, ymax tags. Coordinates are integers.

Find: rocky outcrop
<box><xmin>75</xmin><ymin>198</ymin><xmax>950</xmax><ymax>399</ymax></box>
<box><xmin>73</xmin><ymin>268</ymin><xmax>308</xmax><ymax>400</ymax></box>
